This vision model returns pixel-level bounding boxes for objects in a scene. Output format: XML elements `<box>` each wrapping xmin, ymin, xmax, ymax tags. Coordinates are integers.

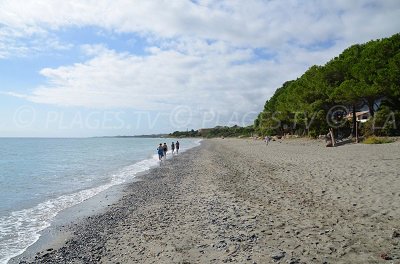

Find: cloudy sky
<box><xmin>0</xmin><ymin>0</ymin><xmax>399</xmax><ymax>137</ymax></box>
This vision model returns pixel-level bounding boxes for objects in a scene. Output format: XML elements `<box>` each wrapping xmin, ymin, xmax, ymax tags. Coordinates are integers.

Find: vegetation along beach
<box><xmin>1</xmin><ymin>1</ymin><xmax>400</xmax><ymax>264</ymax></box>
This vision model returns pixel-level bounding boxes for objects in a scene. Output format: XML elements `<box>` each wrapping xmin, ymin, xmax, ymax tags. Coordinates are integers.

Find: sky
<box><xmin>0</xmin><ymin>0</ymin><xmax>399</xmax><ymax>137</ymax></box>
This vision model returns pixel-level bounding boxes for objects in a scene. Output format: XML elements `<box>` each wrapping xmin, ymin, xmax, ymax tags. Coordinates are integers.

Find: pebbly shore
<box><xmin>13</xmin><ymin>138</ymin><xmax>400</xmax><ymax>263</ymax></box>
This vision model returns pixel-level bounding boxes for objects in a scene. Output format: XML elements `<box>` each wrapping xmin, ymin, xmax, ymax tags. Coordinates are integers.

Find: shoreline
<box><xmin>6</xmin><ymin>139</ymin><xmax>200</xmax><ymax>264</ymax></box>
<box><xmin>8</xmin><ymin>182</ymin><xmax>128</xmax><ymax>264</ymax></box>
<box><xmin>12</xmin><ymin>145</ymin><xmax>204</xmax><ymax>264</ymax></box>
<box><xmin>12</xmin><ymin>138</ymin><xmax>400</xmax><ymax>263</ymax></box>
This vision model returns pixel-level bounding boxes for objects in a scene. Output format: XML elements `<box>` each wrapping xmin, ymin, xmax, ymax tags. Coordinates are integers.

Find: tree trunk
<box><xmin>367</xmin><ymin>99</ymin><xmax>375</xmax><ymax>117</ymax></box>
<box><xmin>352</xmin><ymin>104</ymin><xmax>357</xmax><ymax>137</ymax></box>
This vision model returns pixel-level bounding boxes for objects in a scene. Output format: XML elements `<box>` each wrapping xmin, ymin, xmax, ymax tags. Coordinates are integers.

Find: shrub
<box><xmin>308</xmin><ymin>130</ymin><xmax>318</xmax><ymax>138</ymax></box>
<box><xmin>363</xmin><ymin>136</ymin><xmax>395</xmax><ymax>144</ymax></box>
<box><xmin>360</xmin><ymin>120</ymin><xmax>374</xmax><ymax>137</ymax></box>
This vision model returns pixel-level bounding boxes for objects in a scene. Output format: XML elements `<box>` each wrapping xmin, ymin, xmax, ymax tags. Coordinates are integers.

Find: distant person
<box><xmin>163</xmin><ymin>143</ymin><xmax>168</xmax><ymax>159</ymax></box>
<box><xmin>171</xmin><ymin>142</ymin><xmax>175</xmax><ymax>154</ymax></box>
<box><xmin>264</xmin><ymin>135</ymin><xmax>271</xmax><ymax>145</ymax></box>
<box><xmin>175</xmin><ymin>141</ymin><xmax>180</xmax><ymax>154</ymax></box>
<box><xmin>157</xmin><ymin>143</ymin><xmax>164</xmax><ymax>160</ymax></box>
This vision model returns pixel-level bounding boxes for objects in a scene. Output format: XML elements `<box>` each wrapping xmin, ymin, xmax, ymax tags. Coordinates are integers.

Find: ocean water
<box><xmin>0</xmin><ymin>137</ymin><xmax>200</xmax><ymax>264</ymax></box>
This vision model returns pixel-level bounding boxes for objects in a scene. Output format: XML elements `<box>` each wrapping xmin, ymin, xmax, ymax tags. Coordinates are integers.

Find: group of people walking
<box><xmin>157</xmin><ymin>141</ymin><xmax>180</xmax><ymax>160</ymax></box>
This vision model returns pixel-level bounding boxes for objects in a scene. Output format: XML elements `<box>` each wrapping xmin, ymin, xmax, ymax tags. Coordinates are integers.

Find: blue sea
<box><xmin>0</xmin><ymin>137</ymin><xmax>200</xmax><ymax>264</ymax></box>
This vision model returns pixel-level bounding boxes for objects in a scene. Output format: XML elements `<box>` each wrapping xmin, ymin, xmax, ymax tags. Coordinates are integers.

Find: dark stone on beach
<box><xmin>271</xmin><ymin>250</ymin><xmax>286</xmax><ymax>261</ymax></box>
<box><xmin>214</xmin><ymin>240</ymin><xmax>227</xmax><ymax>249</ymax></box>
<box><xmin>287</xmin><ymin>258</ymin><xmax>300</xmax><ymax>264</ymax></box>
<box><xmin>248</xmin><ymin>234</ymin><xmax>257</xmax><ymax>242</ymax></box>
<box><xmin>41</xmin><ymin>253</ymin><xmax>50</xmax><ymax>258</ymax></box>
<box><xmin>380</xmin><ymin>253</ymin><xmax>393</xmax><ymax>260</ymax></box>
<box><xmin>392</xmin><ymin>230</ymin><xmax>400</xmax><ymax>238</ymax></box>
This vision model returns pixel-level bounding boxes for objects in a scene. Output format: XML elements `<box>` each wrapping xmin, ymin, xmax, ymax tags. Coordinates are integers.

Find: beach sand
<box><xmin>15</xmin><ymin>138</ymin><xmax>400</xmax><ymax>263</ymax></box>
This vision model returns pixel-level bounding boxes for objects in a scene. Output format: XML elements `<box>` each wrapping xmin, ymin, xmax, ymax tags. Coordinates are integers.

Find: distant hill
<box><xmin>97</xmin><ymin>134</ymin><xmax>169</xmax><ymax>138</ymax></box>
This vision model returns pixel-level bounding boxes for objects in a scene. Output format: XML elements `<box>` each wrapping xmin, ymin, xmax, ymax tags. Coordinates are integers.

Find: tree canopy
<box><xmin>254</xmin><ymin>33</ymin><xmax>400</xmax><ymax>137</ymax></box>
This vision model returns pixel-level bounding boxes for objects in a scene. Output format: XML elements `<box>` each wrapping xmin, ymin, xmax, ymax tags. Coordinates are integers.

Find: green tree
<box><xmin>254</xmin><ymin>33</ymin><xmax>400</xmax><ymax>137</ymax></box>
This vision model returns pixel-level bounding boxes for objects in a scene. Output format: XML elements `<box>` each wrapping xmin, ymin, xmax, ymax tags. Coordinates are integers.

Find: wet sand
<box><xmin>14</xmin><ymin>138</ymin><xmax>400</xmax><ymax>263</ymax></box>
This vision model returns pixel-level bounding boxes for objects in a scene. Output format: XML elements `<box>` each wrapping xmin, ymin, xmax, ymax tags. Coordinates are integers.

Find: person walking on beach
<box><xmin>157</xmin><ymin>143</ymin><xmax>164</xmax><ymax>161</ymax></box>
<box><xmin>163</xmin><ymin>143</ymin><xmax>168</xmax><ymax>159</ymax></box>
<box><xmin>171</xmin><ymin>142</ymin><xmax>175</xmax><ymax>154</ymax></box>
<box><xmin>264</xmin><ymin>135</ymin><xmax>271</xmax><ymax>146</ymax></box>
<box><xmin>175</xmin><ymin>141</ymin><xmax>180</xmax><ymax>154</ymax></box>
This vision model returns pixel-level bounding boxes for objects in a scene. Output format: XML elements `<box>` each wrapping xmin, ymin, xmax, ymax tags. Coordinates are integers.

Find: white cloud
<box><xmin>1</xmin><ymin>0</ymin><xmax>399</xmax><ymax>50</ymax></box>
<box><xmin>27</xmin><ymin>43</ymin><xmax>281</xmax><ymax>115</ymax></box>
<box><xmin>1</xmin><ymin>0</ymin><xmax>400</xmax><ymax>128</ymax></box>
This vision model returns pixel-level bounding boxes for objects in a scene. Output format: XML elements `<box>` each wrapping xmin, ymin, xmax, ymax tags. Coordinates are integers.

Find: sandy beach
<box><xmin>14</xmin><ymin>138</ymin><xmax>400</xmax><ymax>264</ymax></box>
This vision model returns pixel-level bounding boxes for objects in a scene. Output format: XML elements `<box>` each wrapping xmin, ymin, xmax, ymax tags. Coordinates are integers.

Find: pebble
<box><xmin>392</xmin><ymin>230</ymin><xmax>400</xmax><ymax>238</ymax></box>
<box><xmin>287</xmin><ymin>258</ymin><xmax>300</xmax><ymax>264</ymax></box>
<box><xmin>271</xmin><ymin>250</ymin><xmax>286</xmax><ymax>261</ymax></box>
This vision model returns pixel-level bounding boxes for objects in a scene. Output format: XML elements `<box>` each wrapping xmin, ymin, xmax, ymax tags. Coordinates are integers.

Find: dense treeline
<box><xmin>169</xmin><ymin>125</ymin><xmax>254</xmax><ymax>138</ymax></box>
<box><xmin>170</xmin><ymin>129</ymin><xmax>199</xmax><ymax>138</ymax></box>
<box><xmin>205</xmin><ymin>125</ymin><xmax>254</xmax><ymax>138</ymax></box>
<box><xmin>254</xmin><ymin>33</ymin><xmax>400</xmax><ymax>138</ymax></box>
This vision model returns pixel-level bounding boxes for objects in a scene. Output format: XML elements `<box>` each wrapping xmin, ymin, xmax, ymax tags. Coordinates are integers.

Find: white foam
<box><xmin>0</xmin><ymin>155</ymin><xmax>160</xmax><ymax>264</ymax></box>
<box><xmin>0</xmin><ymin>139</ymin><xmax>201</xmax><ymax>264</ymax></box>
